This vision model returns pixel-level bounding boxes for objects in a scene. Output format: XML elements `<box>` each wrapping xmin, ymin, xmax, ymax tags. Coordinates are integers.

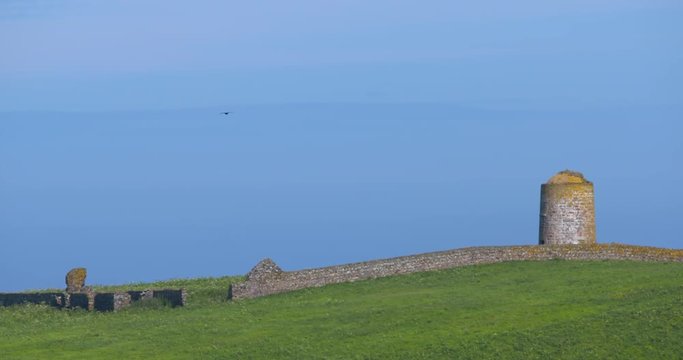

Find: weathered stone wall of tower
<box><xmin>539</xmin><ymin>171</ymin><xmax>596</xmax><ymax>245</ymax></box>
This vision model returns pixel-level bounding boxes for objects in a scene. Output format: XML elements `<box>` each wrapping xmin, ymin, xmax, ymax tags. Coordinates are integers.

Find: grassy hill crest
<box><xmin>1</xmin><ymin>260</ymin><xmax>682</xmax><ymax>359</ymax></box>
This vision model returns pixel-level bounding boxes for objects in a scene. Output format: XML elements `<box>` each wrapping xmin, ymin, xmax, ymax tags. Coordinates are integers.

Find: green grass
<box><xmin>1</xmin><ymin>260</ymin><xmax>682</xmax><ymax>359</ymax></box>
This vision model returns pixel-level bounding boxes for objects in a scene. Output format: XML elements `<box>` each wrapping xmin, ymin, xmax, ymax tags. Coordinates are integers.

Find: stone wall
<box><xmin>229</xmin><ymin>243</ymin><xmax>683</xmax><ymax>300</ymax></box>
<box><xmin>152</xmin><ymin>289</ymin><xmax>187</xmax><ymax>307</ymax></box>
<box><xmin>0</xmin><ymin>293</ymin><xmax>65</xmax><ymax>308</ymax></box>
<box><xmin>0</xmin><ymin>288</ymin><xmax>186</xmax><ymax>312</ymax></box>
<box><xmin>127</xmin><ymin>290</ymin><xmax>154</xmax><ymax>302</ymax></box>
<box><xmin>66</xmin><ymin>293</ymin><xmax>90</xmax><ymax>310</ymax></box>
<box><xmin>94</xmin><ymin>292</ymin><xmax>132</xmax><ymax>312</ymax></box>
<box><xmin>539</xmin><ymin>171</ymin><xmax>596</xmax><ymax>245</ymax></box>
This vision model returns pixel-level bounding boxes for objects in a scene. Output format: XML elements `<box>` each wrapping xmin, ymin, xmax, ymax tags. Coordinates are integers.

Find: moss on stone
<box><xmin>546</xmin><ymin>170</ymin><xmax>591</xmax><ymax>185</ymax></box>
<box><xmin>65</xmin><ymin>268</ymin><xmax>87</xmax><ymax>292</ymax></box>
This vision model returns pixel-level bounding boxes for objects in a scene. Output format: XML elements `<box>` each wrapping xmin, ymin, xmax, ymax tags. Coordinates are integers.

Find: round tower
<box><xmin>539</xmin><ymin>170</ymin><xmax>596</xmax><ymax>245</ymax></box>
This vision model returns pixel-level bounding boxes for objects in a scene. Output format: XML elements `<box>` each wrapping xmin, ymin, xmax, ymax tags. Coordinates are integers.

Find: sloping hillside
<box><xmin>1</xmin><ymin>260</ymin><xmax>682</xmax><ymax>359</ymax></box>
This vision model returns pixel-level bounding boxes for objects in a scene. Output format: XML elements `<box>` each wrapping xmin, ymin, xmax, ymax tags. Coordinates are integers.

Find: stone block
<box><xmin>65</xmin><ymin>268</ymin><xmax>87</xmax><ymax>292</ymax></box>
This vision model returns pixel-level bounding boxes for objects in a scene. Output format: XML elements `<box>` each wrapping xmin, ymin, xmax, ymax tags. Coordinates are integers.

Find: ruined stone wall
<box><xmin>0</xmin><ymin>289</ymin><xmax>186</xmax><ymax>312</ymax></box>
<box><xmin>0</xmin><ymin>293</ymin><xmax>65</xmax><ymax>308</ymax></box>
<box><xmin>66</xmin><ymin>293</ymin><xmax>91</xmax><ymax>310</ymax></box>
<box><xmin>229</xmin><ymin>243</ymin><xmax>683</xmax><ymax>300</ymax></box>
<box><xmin>150</xmin><ymin>289</ymin><xmax>187</xmax><ymax>308</ymax></box>
<box><xmin>94</xmin><ymin>293</ymin><xmax>132</xmax><ymax>312</ymax></box>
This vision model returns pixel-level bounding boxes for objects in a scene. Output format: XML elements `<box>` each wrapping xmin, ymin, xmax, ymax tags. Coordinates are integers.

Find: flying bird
<box><xmin>220</xmin><ymin>111</ymin><xmax>232</xmax><ymax>115</ymax></box>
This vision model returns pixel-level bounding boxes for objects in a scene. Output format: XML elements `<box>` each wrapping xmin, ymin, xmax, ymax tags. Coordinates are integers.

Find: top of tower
<box><xmin>546</xmin><ymin>170</ymin><xmax>591</xmax><ymax>184</ymax></box>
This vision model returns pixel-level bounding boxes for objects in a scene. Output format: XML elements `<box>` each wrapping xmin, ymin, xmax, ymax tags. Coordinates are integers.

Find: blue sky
<box><xmin>0</xmin><ymin>1</ymin><xmax>681</xmax><ymax>291</ymax></box>
<box><xmin>1</xmin><ymin>0</ymin><xmax>681</xmax><ymax>110</ymax></box>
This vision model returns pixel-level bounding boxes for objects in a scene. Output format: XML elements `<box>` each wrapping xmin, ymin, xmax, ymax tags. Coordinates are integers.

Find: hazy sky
<box><xmin>1</xmin><ymin>1</ymin><xmax>681</xmax><ymax>291</ymax></box>
<box><xmin>1</xmin><ymin>0</ymin><xmax>681</xmax><ymax>110</ymax></box>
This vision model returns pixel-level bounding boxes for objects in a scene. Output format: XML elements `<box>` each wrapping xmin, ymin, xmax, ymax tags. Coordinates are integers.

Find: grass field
<box><xmin>1</xmin><ymin>260</ymin><xmax>682</xmax><ymax>359</ymax></box>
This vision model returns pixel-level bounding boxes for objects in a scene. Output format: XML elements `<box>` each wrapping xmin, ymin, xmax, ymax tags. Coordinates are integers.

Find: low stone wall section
<box><xmin>0</xmin><ymin>293</ymin><xmax>65</xmax><ymax>308</ymax></box>
<box><xmin>0</xmin><ymin>288</ymin><xmax>186</xmax><ymax>311</ymax></box>
<box><xmin>150</xmin><ymin>289</ymin><xmax>187</xmax><ymax>308</ymax></box>
<box><xmin>229</xmin><ymin>243</ymin><xmax>683</xmax><ymax>300</ymax></box>
<box><xmin>66</xmin><ymin>293</ymin><xmax>91</xmax><ymax>310</ymax></box>
<box><xmin>94</xmin><ymin>293</ymin><xmax>132</xmax><ymax>312</ymax></box>
<box><xmin>127</xmin><ymin>290</ymin><xmax>154</xmax><ymax>302</ymax></box>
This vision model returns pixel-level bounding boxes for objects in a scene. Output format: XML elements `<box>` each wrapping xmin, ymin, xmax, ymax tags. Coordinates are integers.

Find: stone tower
<box><xmin>539</xmin><ymin>170</ymin><xmax>596</xmax><ymax>245</ymax></box>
